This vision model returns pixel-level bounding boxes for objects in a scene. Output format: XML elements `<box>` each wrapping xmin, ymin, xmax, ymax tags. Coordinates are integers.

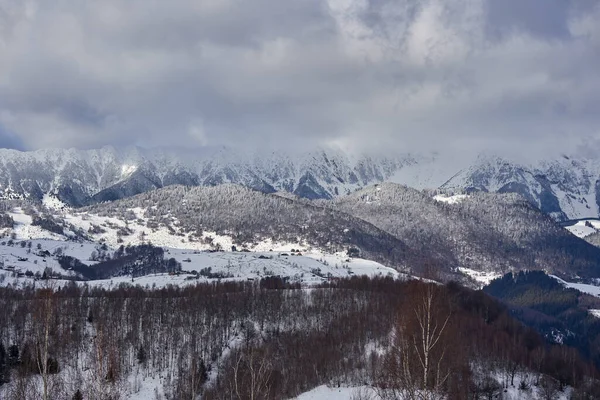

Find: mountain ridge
<box><xmin>2</xmin><ymin>146</ymin><xmax>600</xmax><ymax>221</ymax></box>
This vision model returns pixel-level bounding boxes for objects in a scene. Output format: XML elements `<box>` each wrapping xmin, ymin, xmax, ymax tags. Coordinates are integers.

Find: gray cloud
<box><xmin>0</xmin><ymin>0</ymin><xmax>599</xmax><ymax>157</ymax></box>
<box><xmin>0</xmin><ymin>123</ymin><xmax>24</xmax><ymax>150</ymax></box>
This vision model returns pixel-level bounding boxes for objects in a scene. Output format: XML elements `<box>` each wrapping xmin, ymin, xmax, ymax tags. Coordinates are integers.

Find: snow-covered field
<box><xmin>551</xmin><ymin>275</ymin><xmax>600</xmax><ymax>297</ymax></box>
<box><xmin>293</xmin><ymin>385</ymin><xmax>377</xmax><ymax>400</ymax></box>
<box><xmin>564</xmin><ymin>219</ymin><xmax>600</xmax><ymax>238</ymax></box>
<box><xmin>0</xmin><ymin>205</ymin><xmax>401</xmax><ymax>288</ymax></box>
<box><xmin>0</xmin><ymin>238</ymin><xmax>101</xmax><ymax>276</ymax></box>
<box><xmin>0</xmin><ymin>245</ymin><xmax>400</xmax><ymax>288</ymax></box>
<box><xmin>292</xmin><ymin>378</ymin><xmax>573</xmax><ymax>400</ymax></box>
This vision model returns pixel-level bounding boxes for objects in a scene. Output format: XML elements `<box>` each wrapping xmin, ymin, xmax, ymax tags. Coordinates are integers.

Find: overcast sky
<box><xmin>0</xmin><ymin>0</ymin><xmax>599</xmax><ymax>157</ymax></box>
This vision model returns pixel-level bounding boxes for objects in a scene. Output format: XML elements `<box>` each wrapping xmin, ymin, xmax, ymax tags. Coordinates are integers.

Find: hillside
<box><xmin>0</xmin><ymin>185</ymin><xmax>433</xmax><ymax>284</ymax></box>
<box><xmin>80</xmin><ymin>184</ymin><xmax>429</xmax><ymax>272</ymax></box>
<box><xmin>484</xmin><ymin>271</ymin><xmax>600</xmax><ymax>366</ymax></box>
<box><xmin>331</xmin><ymin>183</ymin><xmax>600</xmax><ymax>281</ymax></box>
<box><xmin>2</xmin><ymin>182</ymin><xmax>599</xmax><ymax>284</ymax></box>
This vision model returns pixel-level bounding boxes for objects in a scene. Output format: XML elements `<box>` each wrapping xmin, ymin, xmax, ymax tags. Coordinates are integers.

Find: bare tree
<box><xmin>228</xmin><ymin>347</ymin><xmax>272</xmax><ymax>400</ymax></box>
<box><xmin>538</xmin><ymin>375</ymin><xmax>560</xmax><ymax>400</ymax></box>
<box><xmin>33</xmin><ymin>285</ymin><xmax>56</xmax><ymax>400</ymax></box>
<box><xmin>378</xmin><ymin>284</ymin><xmax>452</xmax><ymax>400</ymax></box>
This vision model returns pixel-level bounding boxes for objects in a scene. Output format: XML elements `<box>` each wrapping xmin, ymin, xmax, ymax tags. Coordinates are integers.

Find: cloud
<box><xmin>0</xmin><ymin>0</ymin><xmax>599</xmax><ymax>158</ymax></box>
<box><xmin>0</xmin><ymin>122</ymin><xmax>24</xmax><ymax>150</ymax></box>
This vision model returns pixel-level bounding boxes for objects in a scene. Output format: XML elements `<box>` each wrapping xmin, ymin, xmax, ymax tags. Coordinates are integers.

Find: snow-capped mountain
<box><xmin>440</xmin><ymin>154</ymin><xmax>600</xmax><ymax>221</ymax></box>
<box><xmin>0</xmin><ymin>146</ymin><xmax>417</xmax><ymax>206</ymax></box>
<box><xmin>2</xmin><ymin>146</ymin><xmax>600</xmax><ymax>221</ymax></box>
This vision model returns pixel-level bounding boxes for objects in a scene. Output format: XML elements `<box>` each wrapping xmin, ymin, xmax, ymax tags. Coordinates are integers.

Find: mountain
<box><xmin>330</xmin><ymin>183</ymin><xmax>600</xmax><ymax>282</ymax></box>
<box><xmin>0</xmin><ymin>184</ymin><xmax>435</xmax><ymax>276</ymax></box>
<box><xmin>5</xmin><ymin>182</ymin><xmax>600</xmax><ymax>283</ymax></box>
<box><xmin>81</xmin><ymin>184</ymin><xmax>436</xmax><ymax>274</ymax></box>
<box><xmin>3</xmin><ymin>146</ymin><xmax>600</xmax><ymax>221</ymax></box>
<box><xmin>440</xmin><ymin>154</ymin><xmax>600</xmax><ymax>222</ymax></box>
<box><xmin>0</xmin><ymin>146</ymin><xmax>415</xmax><ymax>206</ymax></box>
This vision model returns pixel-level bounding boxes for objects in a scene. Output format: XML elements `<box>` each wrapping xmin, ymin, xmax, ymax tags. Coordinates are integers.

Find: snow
<box><xmin>292</xmin><ymin>378</ymin><xmax>572</xmax><ymax>400</ymax></box>
<box><xmin>552</xmin><ymin>186</ymin><xmax>598</xmax><ymax>221</ymax></box>
<box><xmin>564</xmin><ymin>219</ymin><xmax>600</xmax><ymax>238</ymax></box>
<box><xmin>6</xmin><ymin>145</ymin><xmax>600</xmax><ymax>221</ymax></box>
<box><xmin>0</xmin><ymin>238</ymin><xmax>103</xmax><ymax>277</ymax></box>
<box><xmin>61</xmin><ymin>208</ymin><xmax>270</xmax><ymax>252</ymax></box>
<box><xmin>0</xmin><ymin>201</ymin><xmax>406</xmax><ymax>288</ymax></box>
<box><xmin>42</xmin><ymin>193</ymin><xmax>69</xmax><ymax>211</ymax></box>
<box><xmin>433</xmin><ymin>194</ymin><xmax>469</xmax><ymax>204</ymax></box>
<box><xmin>0</xmin><ymin>205</ymin><xmax>403</xmax><ymax>288</ymax></box>
<box><xmin>124</xmin><ymin>373</ymin><xmax>165</xmax><ymax>400</ymax></box>
<box><xmin>292</xmin><ymin>385</ymin><xmax>377</xmax><ymax>400</ymax></box>
<box><xmin>0</xmin><ymin>145</ymin><xmax>420</xmax><ymax>204</ymax></box>
<box><xmin>121</xmin><ymin>164</ymin><xmax>138</xmax><ymax>177</ymax></box>
<box><xmin>388</xmin><ymin>153</ymin><xmax>474</xmax><ymax>190</ymax></box>
<box><xmin>172</xmin><ymin>250</ymin><xmax>405</xmax><ymax>286</ymax></box>
<box><xmin>6</xmin><ymin>207</ymin><xmax>63</xmax><ymax>240</ymax></box>
<box><xmin>589</xmin><ymin>309</ymin><xmax>600</xmax><ymax>318</ymax></box>
<box><xmin>458</xmin><ymin>267</ymin><xmax>500</xmax><ymax>286</ymax></box>
<box><xmin>550</xmin><ymin>275</ymin><xmax>600</xmax><ymax>296</ymax></box>
<box><xmin>0</xmin><ymin>248</ymin><xmax>402</xmax><ymax>289</ymax></box>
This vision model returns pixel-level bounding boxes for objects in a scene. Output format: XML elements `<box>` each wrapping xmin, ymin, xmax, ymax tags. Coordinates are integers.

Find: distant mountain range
<box><xmin>1</xmin><ymin>146</ymin><xmax>600</xmax><ymax>221</ymax></box>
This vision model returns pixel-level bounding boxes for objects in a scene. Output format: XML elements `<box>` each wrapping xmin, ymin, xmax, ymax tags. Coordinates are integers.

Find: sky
<box><xmin>0</xmin><ymin>0</ymin><xmax>599</xmax><ymax>158</ymax></box>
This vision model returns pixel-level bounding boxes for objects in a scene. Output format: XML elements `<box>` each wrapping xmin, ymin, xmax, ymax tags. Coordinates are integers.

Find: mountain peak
<box><xmin>2</xmin><ymin>146</ymin><xmax>600</xmax><ymax>221</ymax></box>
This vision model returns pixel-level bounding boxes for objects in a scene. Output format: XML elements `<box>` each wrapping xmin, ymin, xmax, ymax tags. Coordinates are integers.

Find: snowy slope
<box><xmin>0</xmin><ymin>245</ymin><xmax>401</xmax><ymax>288</ymax></box>
<box><xmin>551</xmin><ymin>275</ymin><xmax>600</xmax><ymax>297</ymax></box>
<box><xmin>292</xmin><ymin>378</ymin><xmax>572</xmax><ymax>400</ymax></box>
<box><xmin>293</xmin><ymin>386</ymin><xmax>377</xmax><ymax>400</ymax></box>
<box><xmin>564</xmin><ymin>219</ymin><xmax>600</xmax><ymax>238</ymax></box>
<box><xmin>0</xmin><ymin>203</ymin><xmax>402</xmax><ymax>287</ymax></box>
<box><xmin>441</xmin><ymin>154</ymin><xmax>600</xmax><ymax>221</ymax></box>
<box><xmin>433</xmin><ymin>194</ymin><xmax>468</xmax><ymax>204</ymax></box>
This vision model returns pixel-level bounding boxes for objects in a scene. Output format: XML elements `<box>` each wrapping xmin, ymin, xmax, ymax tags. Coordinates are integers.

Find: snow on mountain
<box><xmin>0</xmin><ymin>244</ymin><xmax>400</xmax><ymax>289</ymax></box>
<box><xmin>432</xmin><ymin>193</ymin><xmax>469</xmax><ymax>204</ymax></box>
<box><xmin>441</xmin><ymin>154</ymin><xmax>600</xmax><ymax>221</ymax></box>
<box><xmin>333</xmin><ymin>182</ymin><xmax>600</xmax><ymax>281</ymax></box>
<box><xmin>564</xmin><ymin>219</ymin><xmax>600</xmax><ymax>238</ymax></box>
<box><xmin>42</xmin><ymin>193</ymin><xmax>68</xmax><ymax>211</ymax></box>
<box><xmin>551</xmin><ymin>275</ymin><xmax>600</xmax><ymax>297</ymax></box>
<box><xmin>458</xmin><ymin>267</ymin><xmax>500</xmax><ymax>287</ymax></box>
<box><xmin>0</xmin><ymin>201</ymin><xmax>402</xmax><ymax>287</ymax></box>
<box><xmin>4</xmin><ymin>146</ymin><xmax>600</xmax><ymax>221</ymax></box>
<box><xmin>0</xmin><ymin>145</ymin><xmax>415</xmax><ymax>205</ymax></box>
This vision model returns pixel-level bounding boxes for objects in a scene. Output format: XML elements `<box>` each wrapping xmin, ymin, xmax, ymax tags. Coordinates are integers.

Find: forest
<box><xmin>1</xmin><ymin>277</ymin><xmax>599</xmax><ymax>399</ymax></box>
<box><xmin>485</xmin><ymin>271</ymin><xmax>600</xmax><ymax>371</ymax></box>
